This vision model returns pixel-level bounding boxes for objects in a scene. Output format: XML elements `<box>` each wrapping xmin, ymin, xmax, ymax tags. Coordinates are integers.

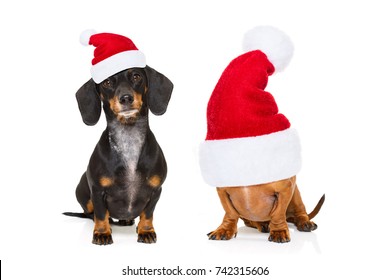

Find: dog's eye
<box><xmin>132</xmin><ymin>73</ymin><xmax>142</xmax><ymax>83</ymax></box>
<box><xmin>102</xmin><ymin>80</ymin><xmax>112</xmax><ymax>88</ymax></box>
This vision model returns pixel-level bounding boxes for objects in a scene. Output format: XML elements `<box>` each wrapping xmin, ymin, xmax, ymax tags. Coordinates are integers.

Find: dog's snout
<box><xmin>119</xmin><ymin>94</ymin><xmax>133</xmax><ymax>105</ymax></box>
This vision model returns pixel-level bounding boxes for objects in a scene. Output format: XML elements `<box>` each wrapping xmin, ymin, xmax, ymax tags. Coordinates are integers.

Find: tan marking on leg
<box><xmin>138</xmin><ymin>212</ymin><xmax>154</xmax><ymax>231</ymax></box>
<box><xmin>92</xmin><ymin>210</ymin><xmax>113</xmax><ymax>245</ymax></box>
<box><xmin>94</xmin><ymin>211</ymin><xmax>111</xmax><ymax>234</ymax></box>
<box><xmin>137</xmin><ymin>211</ymin><xmax>156</xmax><ymax>243</ymax></box>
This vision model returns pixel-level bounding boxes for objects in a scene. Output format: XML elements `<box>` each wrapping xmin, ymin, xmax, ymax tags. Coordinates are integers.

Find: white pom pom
<box><xmin>80</xmin><ymin>29</ymin><xmax>97</xmax><ymax>46</ymax></box>
<box><xmin>243</xmin><ymin>26</ymin><xmax>294</xmax><ymax>72</ymax></box>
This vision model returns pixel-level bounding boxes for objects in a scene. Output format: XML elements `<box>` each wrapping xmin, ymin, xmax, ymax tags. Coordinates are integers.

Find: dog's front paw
<box><xmin>207</xmin><ymin>228</ymin><xmax>237</xmax><ymax>241</ymax></box>
<box><xmin>137</xmin><ymin>231</ymin><xmax>157</xmax><ymax>244</ymax></box>
<box><xmin>92</xmin><ymin>232</ymin><xmax>113</xmax><ymax>245</ymax></box>
<box><xmin>268</xmin><ymin>230</ymin><xmax>290</xmax><ymax>243</ymax></box>
<box><xmin>137</xmin><ymin>227</ymin><xmax>157</xmax><ymax>244</ymax></box>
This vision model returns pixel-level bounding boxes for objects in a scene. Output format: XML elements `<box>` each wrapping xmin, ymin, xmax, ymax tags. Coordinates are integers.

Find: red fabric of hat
<box><xmin>199</xmin><ymin>26</ymin><xmax>301</xmax><ymax>187</ymax></box>
<box><xmin>80</xmin><ymin>30</ymin><xmax>146</xmax><ymax>83</ymax></box>
<box><xmin>206</xmin><ymin>50</ymin><xmax>291</xmax><ymax>141</ymax></box>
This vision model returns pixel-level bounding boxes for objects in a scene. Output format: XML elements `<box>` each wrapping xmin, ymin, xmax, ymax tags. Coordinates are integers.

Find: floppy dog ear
<box><xmin>75</xmin><ymin>79</ymin><xmax>102</xmax><ymax>125</ymax></box>
<box><xmin>145</xmin><ymin>66</ymin><xmax>174</xmax><ymax>115</ymax></box>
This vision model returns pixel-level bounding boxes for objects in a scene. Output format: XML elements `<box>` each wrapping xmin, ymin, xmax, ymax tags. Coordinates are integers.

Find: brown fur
<box><xmin>93</xmin><ymin>210</ymin><xmax>112</xmax><ymax>245</ymax></box>
<box><xmin>137</xmin><ymin>211</ymin><xmax>156</xmax><ymax>243</ymax></box>
<box><xmin>208</xmin><ymin>176</ymin><xmax>324</xmax><ymax>243</ymax></box>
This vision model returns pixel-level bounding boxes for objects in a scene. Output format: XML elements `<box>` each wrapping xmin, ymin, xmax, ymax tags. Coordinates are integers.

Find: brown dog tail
<box><xmin>286</xmin><ymin>194</ymin><xmax>325</xmax><ymax>224</ymax></box>
<box><xmin>308</xmin><ymin>194</ymin><xmax>325</xmax><ymax>220</ymax></box>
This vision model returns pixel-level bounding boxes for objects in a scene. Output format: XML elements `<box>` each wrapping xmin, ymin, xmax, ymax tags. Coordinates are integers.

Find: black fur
<box><xmin>64</xmin><ymin>66</ymin><xmax>173</xmax><ymax>245</ymax></box>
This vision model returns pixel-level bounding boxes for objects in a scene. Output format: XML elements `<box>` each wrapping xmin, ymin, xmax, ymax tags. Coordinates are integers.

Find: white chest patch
<box><xmin>108</xmin><ymin>121</ymin><xmax>147</xmax><ymax>175</ymax></box>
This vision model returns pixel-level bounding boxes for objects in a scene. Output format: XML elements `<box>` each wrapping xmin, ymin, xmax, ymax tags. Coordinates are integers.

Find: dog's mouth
<box><xmin>118</xmin><ymin>109</ymin><xmax>139</xmax><ymax>119</ymax></box>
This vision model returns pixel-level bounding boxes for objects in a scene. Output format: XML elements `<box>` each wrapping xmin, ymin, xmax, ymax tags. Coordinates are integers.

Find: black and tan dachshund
<box><xmin>64</xmin><ymin>66</ymin><xmax>173</xmax><ymax>245</ymax></box>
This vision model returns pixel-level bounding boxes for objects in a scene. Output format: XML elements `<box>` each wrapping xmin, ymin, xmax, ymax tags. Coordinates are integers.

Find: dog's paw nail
<box><xmin>137</xmin><ymin>232</ymin><xmax>157</xmax><ymax>244</ymax></box>
<box><xmin>207</xmin><ymin>232</ymin><xmax>217</xmax><ymax>240</ymax></box>
<box><xmin>268</xmin><ymin>230</ymin><xmax>290</xmax><ymax>243</ymax></box>
<box><xmin>280</xmin><ymin>237</ymin><xmax>290</xmax><ymax>243</ymax></box>
<box><xmin>92</xmin><ymin>233</ymin><xmax>113</xmax><ymax>245</ymax></box>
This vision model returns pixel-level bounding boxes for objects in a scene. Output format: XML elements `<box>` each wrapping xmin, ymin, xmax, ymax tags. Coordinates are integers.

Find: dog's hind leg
<box><xmin>208</xmin><ymin>188</ymin><xmax>239</xmax><ymax>240</ymax></box>
<box><xmin>286</xmin><ymin>185</ymin><xmax>318</xmax><ymax>232</ymax></box>
<box><xmin>62</xmin><ymin>173</ymin><xmax>94</xmax><ymax>219</ymax></box>
<box><xmin>75</xmin><ymin>172</ymin><xmax>94</xmax><ymax>215</ymax></box>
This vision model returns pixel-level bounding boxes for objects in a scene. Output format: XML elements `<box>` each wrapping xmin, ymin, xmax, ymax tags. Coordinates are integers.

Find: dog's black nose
<box><xmin>119</xmin><ymin>94</ymin><xmax>133</xmax><ymax>105</ymax></box>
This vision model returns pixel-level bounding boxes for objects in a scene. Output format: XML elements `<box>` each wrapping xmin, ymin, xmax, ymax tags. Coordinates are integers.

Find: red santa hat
<box><xmin>199</xmin><ymin>26</ymin><xmax>301</xmax><ymax>187</ymax></box>
<box><xmin>80</xmin><ymin>29</ymin><xmax>146</xmax><ymax>83</ymax></box>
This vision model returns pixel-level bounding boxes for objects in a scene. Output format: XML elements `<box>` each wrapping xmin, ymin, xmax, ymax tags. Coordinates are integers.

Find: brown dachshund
<box><xmin>200</xmin><ymin>26</ymin><xmax>324</xmax><ymax>243</ymax></box>
<box><xmin>207</xmin><ymin>178</ymin><xmax>324</xmax><ymax>243</ymax></box>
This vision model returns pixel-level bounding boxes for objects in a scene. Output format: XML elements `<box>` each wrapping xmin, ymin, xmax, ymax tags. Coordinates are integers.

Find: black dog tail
<box><xmin>63</xmin><ymin>212</ymin><xmax>93</xmax><ymax>220</ymax></box>
<box><xmin>62</xmin><ymin>212</ymin><xmax>135</xmax><ymax>226</ymax></box>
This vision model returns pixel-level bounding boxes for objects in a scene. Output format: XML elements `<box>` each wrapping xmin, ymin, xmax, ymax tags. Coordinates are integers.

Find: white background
<box><xmin>1</xmin><ymin>0</ymin><xmax>389</xmax><ymax>279</ymax></box>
